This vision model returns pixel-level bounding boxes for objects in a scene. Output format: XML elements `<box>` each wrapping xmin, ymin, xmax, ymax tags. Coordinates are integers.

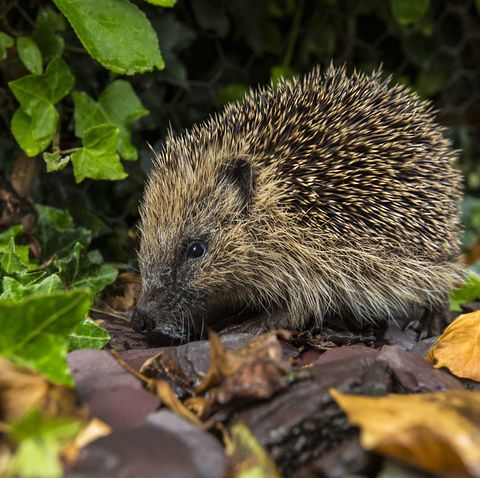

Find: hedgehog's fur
<box><xmin>135</xmin><ymin>65</ymin><xmax>463</xmax><ymax>341</ymax></box>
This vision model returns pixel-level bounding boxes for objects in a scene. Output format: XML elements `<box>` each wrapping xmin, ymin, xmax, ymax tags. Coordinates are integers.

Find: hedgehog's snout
<box><xmin>131</xmin><ymin>306</ymin><xmax>156</xmax><ymax>334</ymax></box>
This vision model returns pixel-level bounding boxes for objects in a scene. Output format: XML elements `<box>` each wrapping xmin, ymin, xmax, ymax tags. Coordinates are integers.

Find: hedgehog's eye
<box><xmin>187</xmin><ymin>240</ymin><xmax>207</xmax><ymax>260</ymax></box>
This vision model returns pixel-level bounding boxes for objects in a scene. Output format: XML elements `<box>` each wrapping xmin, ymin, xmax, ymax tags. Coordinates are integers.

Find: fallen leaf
<box><xmin>63</xmin><ymin>418</ymin><xmax>111</xmax><ymax>463</ymax></box>
<box><xmin>151</xmin><ymin>380</ymin><xmax>202</xmax><ymax>427</ymax></box>
<box><xmin>331</xmin><ymin>389</ymin><xmax>480</xmax><ymax>477</ymax></box>
<box><xmin>103</xmin><ymin>272</ymin><xmax>141</xmax><ymax>312</ymax></box>
<box><xmin>224</xmin><ymin>422</ymin><xmax>281</xmax><ymax>478</ymax></box>
<box><xmin>426</xmin><ymin>311</ymin><xmax>480</xmax><ymax>382</ymax></box>
<box><xmin>0</xmin><ymin>357</ymin><xmax>82</xmax><ymax>423</ymax></box>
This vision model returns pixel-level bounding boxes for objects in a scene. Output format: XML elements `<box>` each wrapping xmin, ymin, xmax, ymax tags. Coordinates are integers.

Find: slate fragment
<box><xmin>378</xmin><ymin>345</ymin><xmax>463</xmax><ymax>393</ymax></box>
<box><xmin>67</xmin><ymin>349</ymin><xmax>159</xmax><ymax>429</ymax></box>
<box><xmin>140</xmin><ymin>334</ymin><xmax>255</xmax><ymax>381</ymax></box>
<box><xmin>295</xmin><ymin>437</ymin><xmax>380</xmax><ymax>478</ymax></box>
<box><xmin>310</xmin><ymin>344</ymin><xmax>379</xmax><ymax>366</ymax></box>
<box><xmin>69</xmin><ymin>411</ymin><xmax>228</xmax><ymax>478</ymax></box>
<box><xmin>232</xmin><ymin>356</ymin><xmax>393</xmax><ymax>476</ymax></box>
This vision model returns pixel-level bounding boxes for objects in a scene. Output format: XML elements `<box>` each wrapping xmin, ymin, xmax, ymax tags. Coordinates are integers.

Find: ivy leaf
<box><xmin>71</xmin><ymin>124</ymin><xmax>127</xmax><ymax>182</ymax></box>
<box><xmin>11</xmin><ymin>99</ymin><xmax>59</xmax><ymax>157</ymax></box>
<box><xmin>9</xmin><ymin>57</ymin><xmax>74</xmax><ymax>156</ymax></box>
<box><xmin>391</xmin><ymin>0</ymin><xmax>430</xmax><ymax>26</ymax></box>
<box><xmin>68</xmin><ymin>318</ymin><xmax>110</xmax><ymax>350</ymax></box>
<box><xmin>55</xmin><ymin>242</ymin><xmax>117</xmax><ymax>293</ymax></box>
<box><xmin>0</xmin><ymin>238</ymin><xmax>32</xmax><ymax>276</ymax></box>
<box><xmin>0</xmin><ymin>290</ymin><xmax>91</xmax><ymax>385</ymax></box>
<box><xmin>449</xmin><ymin>272</ymin><xmax>480</xmax><ymax>312</ymax></box>
<box><xmin>7</xmin><ymin>408</ymin><xmax>82</xmax><ymax>478</ymax></box>
<box><xmin>52</xmin><ymin>0</ymin><xmax>164</xmax><ymax>74</ymax></box>
<box><xmin>35</xmin><ymin>205</ymin><xmax>91</xmax><ymax>260</ymax></box>
<box><xmin>98</xmin><ymin>81</ymin><xmax>149</xmax><ymax>160</ymax></box>
<box><xmin>32</xmin><ymin>8</ymin><xmax>66</xmax><ymax>61</ymax></box>
<box><xmin>144</xmin><ymin>0</ymin><xmax>176</xmax><ymax>6</ymax></box>
<box><xmin>43</xmin><ymin>151</ymin><xmax>70</xmax><ymax>172</ymax></box>
<box><xmin>9</xmin><ymin>56</ymin><xmax>74</xmax><ymax>107</ymax></box>
<box><xmin>17</xmin><ymin>37</ymin><xmax>43</xmax><ymax>74</ymax></box>
<box><xmin>0</xmin><ymin>274</ymin><xmax>63</xmax><ymax>302</ymax></box>
<box><xmin>73</xmin><ymin>81</ymin><xmax>148</xmax><ymax>161</ymax></box>
<box><xmin>0</xmin><ymin>31</ymin><xmax>14</xmax><ymax>61</ymax></box>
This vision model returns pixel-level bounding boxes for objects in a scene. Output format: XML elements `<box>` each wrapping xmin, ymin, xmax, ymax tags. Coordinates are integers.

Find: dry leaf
<box><xmin>0</xmin><ymin>358</ymin><xmax>82</xmax><ymax>422</ymax></box>
<box><xmin>10</xmin><ymin>156</ymin><xmax>39</xmax><ymax>198</ymax></box>
<box><xmin>427</xmin><ymin>311</ymin><xmax>480</xmax><ymax>382</ymax></box>
<box><xmin>152</xmin><ymin>380</ymin><xmax>202</xmax><ymax>427</ymax></box>
<box><xmin>331</xmin><ymin>389</ymin><xmax>480</xmax><ymax>477</ymax></box>
<box><xmin>63</xmin><ymin>418</ymin><xmax>111</xmax><ymax>463</ymax></box>
<box><xmin>103</xmin><ymin>272</ymin><xmax>142</xmax><ymax>312</ymax></box>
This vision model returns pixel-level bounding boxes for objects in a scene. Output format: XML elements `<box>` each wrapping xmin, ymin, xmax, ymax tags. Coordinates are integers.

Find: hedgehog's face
<box><xmin>133</xmin><ymin>154</ymin><xmax>259</xmax><ymax>342</ymax></box>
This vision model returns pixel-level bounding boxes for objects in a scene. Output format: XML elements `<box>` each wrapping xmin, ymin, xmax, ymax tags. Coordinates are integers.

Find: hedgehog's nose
<box><xmin>131</xmin><ymin>307</ymin><xmax>155</xmax><ymax>334</ymax></box>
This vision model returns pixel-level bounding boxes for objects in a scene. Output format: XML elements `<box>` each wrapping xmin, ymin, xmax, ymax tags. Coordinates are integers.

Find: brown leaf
<box><xmin>0</xmin><ymin>357</ymin><xmax>83</xmax><ymax>423</ymax></box>
<box><xmin>426</xmin><ymin>311</ymin><xmax>480</xmax><ymax>382</ymax></box>
<box><xmin>10</xmin><ymin>156</ymin><xmax>39</xmax><ymax>198</ymax></box>
<box><xmin>103</xmin><ymin>272</ymin><xmax>142</xmax><ymax>312</ymax></box>
<box><xmin>63</xmin><ymin>418</ymin><xmax>111</xmax><ymax>464</ymax></box>
<box><xmin>331</xmin><ymin>389</ymin><xmax>480</xmax><ymax>477</ymax></box>
<box><xmin>151</xmin><ymin>380</ymin><xmax>202</xmax><ymax>427</ymax></box>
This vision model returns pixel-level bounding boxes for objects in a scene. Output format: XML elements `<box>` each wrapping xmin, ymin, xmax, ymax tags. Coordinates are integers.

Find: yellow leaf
<box><xmin>426</xmin><ymin>311</ymin><xmax>480</xmax><ymax>381</ymax></box>
<box><xmin>225</xmin><ymin>422</ymin><xmax>281</xmax><ymax>478</ymax></box>
<box><xmin>331</xmin><ymin>389</ymin><xmax>480</xmax><ymax>477</ymax></box>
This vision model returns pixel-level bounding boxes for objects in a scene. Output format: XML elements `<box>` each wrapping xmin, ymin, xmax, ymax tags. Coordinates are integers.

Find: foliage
<box><xmin>6</xmin><ymin>408</ymin><xmax>83</xmax><ymax>478</ymax></box>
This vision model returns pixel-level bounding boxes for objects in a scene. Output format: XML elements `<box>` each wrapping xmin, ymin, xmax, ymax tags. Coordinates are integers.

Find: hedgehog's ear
<box><xmin>221</xmin><ymin>157</ymin><xmax>255</xmax><ymax>209</ymax></box>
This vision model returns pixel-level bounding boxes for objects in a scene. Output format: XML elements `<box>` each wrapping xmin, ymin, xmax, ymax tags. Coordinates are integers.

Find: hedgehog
<box><xmin>133</xmin><ymin>65</ymin><xmax>463</xmax><ymax>342</ymax></box>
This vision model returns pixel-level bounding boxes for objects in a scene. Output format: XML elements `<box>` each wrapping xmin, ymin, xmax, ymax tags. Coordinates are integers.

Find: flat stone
<box><xmin>86</xmin><ymin>386</ymin><xmax>159</xmax><ymax>429</ymax></box>
<box><xmin>69</xmin><ymin>411</ymin><xmax>228</xmax><ymax>478</ymax></box>
<box><xmin>377</xmin><ymin>345</ymin><xmax>463</xmax><ymax>392</ymax></box>
<box><xmin>312</xmin><ymin>344</ymin><xmax>379</xmax><ymax>365</ymax></box>
<box><xmin>67</xmin><ymin>349</ymin><xmax>159</xmax><ymax>429</ymax></box>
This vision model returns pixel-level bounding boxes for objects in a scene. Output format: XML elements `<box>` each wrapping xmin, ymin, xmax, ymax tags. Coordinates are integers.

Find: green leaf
<box><xmin>11</xmin><ymin>99</ymin><xmax>59</xmax><ymax>157</ymax></box>
<box><xmin>17</xmin><ymin>37</ymin><xmax>43</xmax><ymax>74</ymax></box>
<box><xmin>35</xmin><ymin>205</ymin><xmax>91</xmax><ymax>260</ymax></box>
<box><xmin>52</xmin><ymin>0</ymin><xmax>164</xmax><ymax>74</ymax></box>
<box><xmin>73</xmin><ymin>81</ymin><xmax>148</xmax><ymax>161</ymax></box>
<box><xmin>32</xmin><ymin>8</ymin><xmax>66</xmax><ymax>61</ymax></box>
<box><xmin>0</xmin><ymin>31</ymin><xmax>14</xmax><ymax>61</ymax></box>
<box><xmin>73</xmin><ymin>263</ymin><xmax>118</xmax><ymax>293</ymax></box>
<box><xmin>0</xmin><ymin>225</ymin><xmax>24</xmax><ymax>245</ymax></box>
<box><xmin>144</xmin><ymin>0</ymin><xmax>176</xmax><ymax>6</ymax></box>
<box><xmin>43</xmin><ymin>151</ymin><xmax>71</xmax><ymax>172</ymax></box>
<box><xmin>271</xmin><ymin>65</ymin><xmax>297</xmax><ymax>85</ymax></box>
<box><xmin>391</xmin><ymin>0</ymin><xmax>430</xmax><ymax>26</ymax></box>
<box><xmin>0</xmin><ymin>238</ymin><xmax>32</xmax><ymax>276</ymax></box>
<box><xmin>9</xmin><ymin>56</ymin><xmax>74</xmax><ymax>107</ymax></box>
<box><xmin>0</xmin><ymin>290</ymin><xmax>91</xmax><ymax>385</ymax></box>
<box><xmin>98</xmin><ymin>81</ymin><xmax>149</xmax><ymax>160</ymax></box>
<box><xmin>7</xmin><ymin>408</ymin><xmax>82</xmax><ymax>478</ymax></box>
<box><xmin>449</xmin><ymin>272</ymin><xmax>480</xmax><ymax>312</ymax></box>
<box><xmin>9</xmin><ymin>56</ymin><xmax>74</xmax><ymax>156</ymax></box>
<box><xmin>218</xmin><ymin>84</ymin><xmax>249</xmax><ymax>105</ymax></box>
<box><xmin>0</xmin><ymin>274</ymin><xmax>63</xmax><ymax>302</ymax></box>
<box><xmin>55</xmin><ymin>242</ymin><xmax>117</xmax><ymax>293</ymax></box>
<box><xmin>71</xmin><ymin>124</ymin><xmax>127</xmax><ymax>182</ymax></box>
<box><xmin>68</xmin><ymin>318</ymin><xmax>110</xmax><ymax>350</ymax></box>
